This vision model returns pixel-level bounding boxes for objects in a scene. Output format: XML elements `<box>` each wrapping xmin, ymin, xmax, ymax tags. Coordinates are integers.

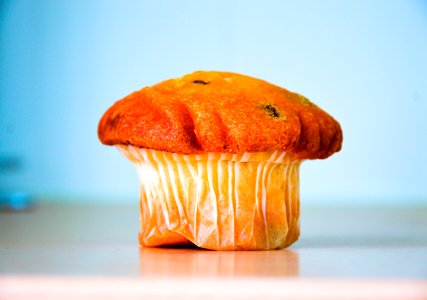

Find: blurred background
<box><xmin>1</xmin><ymin>0</ymin><xmax>426</xmax><ymax>207</ymax></box>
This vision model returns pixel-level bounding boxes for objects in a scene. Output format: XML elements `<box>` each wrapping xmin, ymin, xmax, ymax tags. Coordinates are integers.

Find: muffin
<box><xmin>98</xmin><ymin>71</ymin><xmax>343</xmax><ymax>250</ymax></box>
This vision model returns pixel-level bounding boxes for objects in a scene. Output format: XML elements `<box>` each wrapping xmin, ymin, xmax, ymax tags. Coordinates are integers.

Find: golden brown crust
<box><xmin>98</xmin><ymin>71</ymin><xmax>343</xmax><ymax>159</ymax></box>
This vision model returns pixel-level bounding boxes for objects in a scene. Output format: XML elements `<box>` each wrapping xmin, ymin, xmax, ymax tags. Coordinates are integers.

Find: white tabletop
<box><xmin>1</xmin><ymin>203</ymin><xmax>426</xmax><ymax>299</ymax></box>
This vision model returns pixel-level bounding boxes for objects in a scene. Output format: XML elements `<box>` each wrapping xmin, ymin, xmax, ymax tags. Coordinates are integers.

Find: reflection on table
<box><xmin>139</xmin><ymin>248</ymin><xmax>299</xmax><ymax>277</ymax></box>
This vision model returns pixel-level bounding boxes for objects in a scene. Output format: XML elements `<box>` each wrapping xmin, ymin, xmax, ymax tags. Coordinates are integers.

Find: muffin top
<box><xmin>98</xmin><ymin>71</ymin><xmax>342</xmax><ymax>159</ymax></box>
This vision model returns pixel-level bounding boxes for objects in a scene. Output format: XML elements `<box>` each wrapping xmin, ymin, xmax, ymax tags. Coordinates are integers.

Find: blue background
<box><xmin>1</xmin><ymin>0</ymin><xmax>426</xmax><ymax>205</ymax></box>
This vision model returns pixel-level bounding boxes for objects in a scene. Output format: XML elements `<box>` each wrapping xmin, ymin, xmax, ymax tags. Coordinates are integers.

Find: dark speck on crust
<box><xmin>193</xmin><ymin>80</ymin><xmax>209</xmax><ymax>85</ymax></box>
<box><xmin>264</xmin><ymin>104</ymin><xmax>280</xmax><ymax>118</ymax></box>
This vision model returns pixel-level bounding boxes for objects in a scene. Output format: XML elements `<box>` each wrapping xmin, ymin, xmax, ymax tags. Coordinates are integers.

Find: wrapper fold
<box><xmin>119</xmin><ymin>145</ymin><xmax>301</xmax><ymax>250</ymax></box>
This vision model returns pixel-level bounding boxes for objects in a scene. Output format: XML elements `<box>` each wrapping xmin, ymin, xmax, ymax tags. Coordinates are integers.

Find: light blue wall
<box><xmin>1</xmin><ymin>0</ymin><xmax>426</xmax><ymax>205</ymax></box>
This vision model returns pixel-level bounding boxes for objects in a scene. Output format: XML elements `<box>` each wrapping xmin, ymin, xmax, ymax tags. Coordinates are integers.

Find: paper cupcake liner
<box><xmin>119</xmin><ymin>145</ymin><xmax>301</xmax><ymax>250</ymax></box>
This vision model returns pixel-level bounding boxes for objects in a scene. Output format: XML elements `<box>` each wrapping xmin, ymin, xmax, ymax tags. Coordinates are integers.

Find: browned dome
<box><xmin>98</xmin><ymin>71</ymin><xmax>342</xmax><ymax>159</ymax></box>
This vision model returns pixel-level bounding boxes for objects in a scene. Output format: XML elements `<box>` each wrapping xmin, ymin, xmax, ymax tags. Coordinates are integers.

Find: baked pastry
<box><xmin>98</xmin><ymin>71</ymin><xmax>343</xmax><ymax>250</ymax></box>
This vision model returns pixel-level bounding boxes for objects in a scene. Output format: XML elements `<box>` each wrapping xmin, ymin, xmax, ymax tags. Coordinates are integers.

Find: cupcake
<box><xmin>98</xmin><ymin>71</ymin><xmax>343</xmax><ymax>250</ymax></box>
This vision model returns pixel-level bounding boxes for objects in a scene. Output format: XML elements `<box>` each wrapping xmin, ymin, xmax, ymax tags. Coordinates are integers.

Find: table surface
<box><xmin>1</xmin><ymin>203</ymin><xmax>427</xmax><ymax>299</ymax></box>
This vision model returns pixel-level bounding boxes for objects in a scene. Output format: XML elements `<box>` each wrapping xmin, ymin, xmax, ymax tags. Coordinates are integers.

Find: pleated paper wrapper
<box><xmin>119</xmin><ymin>145</ymin><xmax>301</xmax><ymax>250</ymax></box>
